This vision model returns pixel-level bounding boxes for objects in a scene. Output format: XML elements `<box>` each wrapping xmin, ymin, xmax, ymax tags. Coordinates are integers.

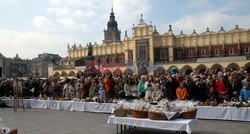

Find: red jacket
<box><xmin>215</xmin><ymin>80</ymin><xmax>228</xmax><ymax>98</ymax></box>
<box><xmin>104</xmin><ymin>77</ymin><xmax>111</xmax><ymax>92</ymax></box>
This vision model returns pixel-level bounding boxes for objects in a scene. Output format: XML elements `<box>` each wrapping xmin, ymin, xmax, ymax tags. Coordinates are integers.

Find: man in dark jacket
<box><xmin>164</xmin><ymin>74</ymin><xmax>179</xmax><ymax>100</ymax></box>
<box><xmin>188</xmin><ymin>76</ymin><xmax>206</xmax><ymax>101</ymax></box>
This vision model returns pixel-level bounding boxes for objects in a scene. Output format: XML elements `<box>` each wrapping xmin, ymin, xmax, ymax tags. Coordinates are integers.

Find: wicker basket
<box><xmin>179</xmin><ymin>109</ymin><xmax>197</xmax><ymax>119</ymax></box>
<box><xmin>148</xmin><ymin>112</ymin><xmax>167</xmax><ymax>120</ymax></box>
<box><xmin>114</xmin><ymin>109</ymin><xmax>128</xmax><ymax>117</ymax></box>
<box><xmin>231</xmin><ymin>97</ymin><xmax>238</xmax><ymax>102</ymax></box>
<box><xmin>210</xmin><ymin>101</ymin><xmax>217</xmax><ymax>106</ymax></box>
<box><xmin>131</xmin><ymin>109</ymin><xmax>148</xmax><ymax>118</ymax></box>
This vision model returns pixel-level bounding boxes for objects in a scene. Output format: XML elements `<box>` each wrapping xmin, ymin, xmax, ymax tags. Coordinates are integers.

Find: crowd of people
<box><xmin>0</xmin><ymin>69</ymin><xmax>250</xmax><ymax>102</ymax></box>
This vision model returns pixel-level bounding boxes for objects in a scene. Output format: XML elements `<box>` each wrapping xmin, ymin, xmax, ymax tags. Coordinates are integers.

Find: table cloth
<box><xmin>196</xmin><ymin>106</ymin><xmax>250</xmax><ymax>121</ymax></box>
<box><xmin>107</xmin><ymin>115</ymin><xmax>198</xmax><ymax>134</ymax></box>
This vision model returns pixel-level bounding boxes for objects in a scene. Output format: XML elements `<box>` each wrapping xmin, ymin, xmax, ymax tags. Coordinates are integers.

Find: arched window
<box><xmin>229</xmin><ymin>48</ymin><xmax>234</xmax><ymax>55</ymax></box>
<box><xmin>201</xmin><ymin>49</ymin><xmax>206</xmax><ymax>56</ymax></box>
<box><xmin>110</xmin><ymin>57</ymin><xmax>113</xmax><ymax>63</ymax></box>
<box><xmin>188</xmin><ymin>50</ymin><xmax>192</xmax><ymax>57</ymax></box>
<box><xmin>160</xmin><ymin>49</ymin><xmax>166</xmax><ymax>59</ymax></box>
<box><xmin>119</xmin><ymin>56</ymin><xmax>123</xmax><ymax>62</ymax></box>
<box><xmin>245</xmin><ymin>47</ymin><xmax>249</xmax><ymax>54</ymax></box>
<box><xmin>215</xmin><ymin>49</ymin><xmax>219</xmax><ymax>56</ymax></box>
<box><xmin>177</xmin><ymin>51</ymin><xmax>182</xmax><ymax>58</ymax></box>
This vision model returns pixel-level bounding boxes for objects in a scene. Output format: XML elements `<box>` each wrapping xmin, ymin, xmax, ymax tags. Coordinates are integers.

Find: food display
<box><xmin>219</xmin><ymin>98</ymin><xmax>249</xmax><ymax>107</ymax></box>
<box><xmin>113</xmin><ymin>100</ymin><xmax>131</xmax><ymax>117</ymax></box>
<box><xmin>113</xmin><ymin>99</ymin><xmax>199</xmax><ymax>120</ymax></box>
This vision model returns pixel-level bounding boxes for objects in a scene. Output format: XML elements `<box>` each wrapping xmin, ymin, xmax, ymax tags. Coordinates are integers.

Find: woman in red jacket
<box><xmin>215</xmin><ymin>75</ymin><xmax>229</xmax><ymax>101</ymax></box>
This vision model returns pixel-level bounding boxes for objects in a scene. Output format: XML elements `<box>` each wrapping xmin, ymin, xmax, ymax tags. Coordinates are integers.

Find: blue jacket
<box><xmin>239</xmin><ymin>88</ymin><xmax>250</xmax><ymax>101</ymax></box>
<box><xmin>138</xmin><ymin>81</ymin><xmax>145</xmax><ymax>97</ymax></box>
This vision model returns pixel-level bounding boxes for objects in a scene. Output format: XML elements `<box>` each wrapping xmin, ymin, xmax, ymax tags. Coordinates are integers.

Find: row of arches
<box><xmin>124</xmin><ymin>62</ymin><xmax>250</xmax><ymax>75</ymax></box>
<box><xmin>54</xmin><ymin>62</ymin><xmax>250</xmax><ymax>76</ymax></box>
<box><xmin>54</xmin><ymin>68</ymin><xmax>124</xmax><ymax>77</ymax></box>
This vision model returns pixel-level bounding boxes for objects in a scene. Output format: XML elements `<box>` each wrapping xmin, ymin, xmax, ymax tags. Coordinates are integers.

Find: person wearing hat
<box><xmin>176</xmin><ymin>78</ymin><xmax>188</xmax><ymax>100</ymax></box>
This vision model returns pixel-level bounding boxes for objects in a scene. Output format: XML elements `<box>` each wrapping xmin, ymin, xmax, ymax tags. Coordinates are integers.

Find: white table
<box><xmin>196</xmin><ymin>106</ymin><xmax>250</xmax><ymax>121</ymax></box>
<box><xmin>2</xmin><ymin>99</ymin><xmax>250</xmax><ymax>122</ymax></box>
<box><xmin>107</xmin><ymin>115</ymin><xmax>198</xmax><ymax>134</ymax></box>
<box><xmin>1</xmin><ymin>99</ymin><xmax>115</xmax><ymax>113</ymax></box>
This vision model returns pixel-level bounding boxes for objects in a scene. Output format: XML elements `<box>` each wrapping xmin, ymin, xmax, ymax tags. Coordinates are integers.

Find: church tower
<box><xmin>103</xmin><ymin>7</ymin><xmax>121</xmax><ymax>44</ymax></box>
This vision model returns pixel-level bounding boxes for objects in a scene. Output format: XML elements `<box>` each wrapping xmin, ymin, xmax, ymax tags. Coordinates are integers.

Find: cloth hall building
<box><xmin>48</xmin><ymin>8</ymin><xmax>250</xmax><ymax>77</ymax></box>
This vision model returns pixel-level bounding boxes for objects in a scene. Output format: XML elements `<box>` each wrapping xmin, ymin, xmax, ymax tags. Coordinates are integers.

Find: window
<box><xmin>107</xmin><ymin>57</ymin><xmax>110</xmax><ymax>63</ymax></box>
<box><xmin>201</xmin><ymin>49</ymin><xmax>206</xmax><ymax>56</ymax></box>
<box><xmin>119</xmin><ymin>56</ymin><xmax>123</xmax><ymax>62</ymax></box>
<box><xmin>177</xmin><ymin>51</ymin><xmax>182</xmax><ymax>58</ymax></box>
<box><xmin>160</xmin><ymin>50</ymin><xmax>166</xmax><ymax>59</ymax></box>
<box><xmin>138</xmin><ymin>45</ymin><xmax>146</xmax><ymax>58</ymax></box>
<box><xmin>215</xmin><ymin>49</ymin><xmax>219</xmax><ymax>56</ymax></box>
<box><xmin>128</xmin><ymin>51</ymin><xmax>133</xmax><ymax>60</ymax></box>
<box><xmin>188</xmin><ymin>51</ymin><xmax>192</xmax><ymax>57</ymax></box>
<box><xmin>245</xmin><ymin>47</ymin><xmax>249</xmax><ymax>54</ymax></box>
<box><xmin>110</xmin><ymin>57</ymin><xmax>113</xmax><ymax>63</ymax></box>
<box><xmin>229</xmin><ymin>48</ymin><xmax>234</xmax><ymax>55</ymax></box>
<box><xmin>101</xmin><ymin>58</ymin><xmax>104</xmax><ymax>63</ymax></box>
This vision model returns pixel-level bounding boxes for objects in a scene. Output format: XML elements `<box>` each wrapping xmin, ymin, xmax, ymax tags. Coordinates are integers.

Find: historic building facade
<box><xmin>49</xmin><ymin>8</ymin><xmax>250</xmax><ymax>77</ymax></box>
<box><xmin>31</xmin><ymin>53</ymin><xmax>61</xmax><ymax>77</ymax></box>
<box><xmin>0</xmin><ymin>54</ymin><xmax>31</xmax><ymax>78</ymax></box>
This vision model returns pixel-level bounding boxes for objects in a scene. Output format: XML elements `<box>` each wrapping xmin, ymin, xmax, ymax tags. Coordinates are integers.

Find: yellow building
<box><xmin>49</xmin><ymin>8</ymin><xmax>250</xmax><ymax>77</ymax></box>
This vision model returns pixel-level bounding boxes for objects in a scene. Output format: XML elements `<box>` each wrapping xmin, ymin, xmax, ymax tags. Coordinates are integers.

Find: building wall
<box><xmin>51</xmin><ymin>18</ymin><xmax>250</xmax><ymax>76</ymax></box>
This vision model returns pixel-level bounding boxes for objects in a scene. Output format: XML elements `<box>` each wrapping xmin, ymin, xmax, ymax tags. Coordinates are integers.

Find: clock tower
<box><xmin>103</xmin><ymin>7</ymin><xmax>121</xmax><ymax>44</ymax></box>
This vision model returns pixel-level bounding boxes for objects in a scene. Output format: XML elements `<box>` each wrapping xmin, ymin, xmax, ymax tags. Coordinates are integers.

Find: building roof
<box><xmin>32</xmin><ymin>53</ymin><xmax>61</xmax><ymax>63</ymax></box>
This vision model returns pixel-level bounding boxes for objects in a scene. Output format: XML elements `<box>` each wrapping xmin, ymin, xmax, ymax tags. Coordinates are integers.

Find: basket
<box><xmin>148</xmin><ymin>111</ymin><xmax>179</xmax><ymax>120</ymax></box>
<box><xmin>131</xmin><ymin>109</ymin><xmax>148</xmax><ymax>118</ymax></box>
<box><xmin>114</xmin><ymin>109</ymin><xmax>128</xmax><ymax>117</ymax></box>
<box><xmin>179</xmin><ymin>109</ymin><xmax>197</xmax><ymax>119</ymax></box>
<box><xmin>148</xmin><ymin>112</ymin><xmax>167</xmax><ymax>120</ymax></box>
<box><xmin>231</xmin><ymin>97</ymin><xmax>238</xmax><ymax>102</ymax></box>
<box><xmin>210</xmin><ymin>101</ymin><xmax>217</xmax><ymax>106</ymax></box>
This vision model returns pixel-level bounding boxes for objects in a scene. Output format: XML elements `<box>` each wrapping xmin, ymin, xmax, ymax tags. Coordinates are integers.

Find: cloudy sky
<box><xmin>0</xmin><ymin>0</ymin><xmax>250</xmax><ymax>59</ymax></box>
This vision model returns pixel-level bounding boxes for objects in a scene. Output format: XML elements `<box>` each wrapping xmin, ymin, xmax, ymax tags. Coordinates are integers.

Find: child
<box><xmin>239</xmin><ymin>76</ymin><xmax>250</xmax><ymax>101</ymax></box>
<box><xmin>176</xmin><ymin>80</ymin><xmax>188</xmax><ymax>100</ymax></box>
<box><xmin>98</xmin><ymin>81</ymin><xmax>106</xmax><ymax>99</ymax></box>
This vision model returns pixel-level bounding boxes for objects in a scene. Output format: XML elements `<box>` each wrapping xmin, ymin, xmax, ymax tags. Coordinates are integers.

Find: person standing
<box><xmin>75</xmin><ymin>79</ymin><xmax>82</xmax><ymax>100</ymax></box>
<box><xmin>63</xmin><ymin>79</ymin><xmax>70</xmax><ymax>99</ymax></box>
<box><xmin>215</xmin><ymin>74</ymin><xmax>229</xmax><ymax>102</ymax></box>
<box><xmin>104</xmin><ymin>75</ymin><xmax>111</xmax><ymax>98</ymax></box>
<box><xmin>138</xmin><ymin>75</ymin><xmax>146</xmax><ymax>98</ymax></box>
<box><xmin>69</xmin><ymin>81</ymin><xmax>76</xmax><ymax>100</ymax></box>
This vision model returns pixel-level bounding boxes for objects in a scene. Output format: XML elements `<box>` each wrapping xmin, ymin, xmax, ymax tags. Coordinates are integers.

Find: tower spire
<box><xmin>111</xmin><ymin>5</ymin><xmax>113</xmax><ymax>13</ymax></box>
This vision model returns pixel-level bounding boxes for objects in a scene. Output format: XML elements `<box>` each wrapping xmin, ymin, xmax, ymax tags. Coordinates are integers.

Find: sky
<box><xmin>0</xmin><ymin>0</ymin><xmax>250</xmax><ymax>59</ymax></box>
